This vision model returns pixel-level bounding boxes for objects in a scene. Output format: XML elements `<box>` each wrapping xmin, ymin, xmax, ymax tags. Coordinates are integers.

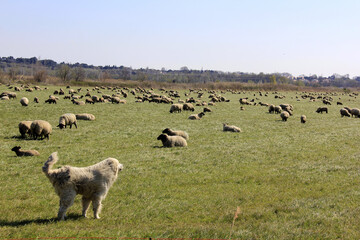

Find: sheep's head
<box><xmin>57</xmin><ymin>124</ymin><xmax>65</xmax><ymax>129</ymax></box>
<box><xmin>157</xmin><ymin>134</ymin><xmax>167</xmax><ymax>141</ymax></box>
<box><xmin>11</xmin><ymin>146</ymin><xmax>21</xmax><ymax>151</ymax></box>
<box><xmin>162</xmin><ymin>128</ymin><xmax>171</xmax><ymax>134</ymax></box>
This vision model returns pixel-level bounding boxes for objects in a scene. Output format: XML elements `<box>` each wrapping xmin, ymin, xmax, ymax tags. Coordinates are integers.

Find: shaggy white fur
<box><xmin>42</xmin><ymin>152</ymin><xmax>123</xmax><ymax>221</ymax></box>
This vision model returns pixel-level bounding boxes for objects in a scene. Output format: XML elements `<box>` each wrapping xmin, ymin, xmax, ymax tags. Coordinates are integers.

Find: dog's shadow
<box><xmin>0</xmin><ymin>214</ymin><xmax>82</xmax><ymax>227</ymax></box>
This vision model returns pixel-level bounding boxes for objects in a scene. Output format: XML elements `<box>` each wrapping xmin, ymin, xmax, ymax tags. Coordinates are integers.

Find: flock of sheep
<box><xmin>2</xmin><ymin>85</ymin><xmax>360</xmax><ymax>155</ymax></box>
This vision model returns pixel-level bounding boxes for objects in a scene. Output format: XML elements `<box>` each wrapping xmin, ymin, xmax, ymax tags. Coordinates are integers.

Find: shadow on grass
<box><xmin>0</xmin><ymin>214</ymin><xmax>83</xmax><ymax>227</ymax></box>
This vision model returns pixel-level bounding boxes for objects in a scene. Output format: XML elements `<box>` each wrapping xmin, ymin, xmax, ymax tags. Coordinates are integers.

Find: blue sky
<box><xmin>1</xmin><ymin>0</ymin><xmax>360</xmax><ymax>77</ymax></box>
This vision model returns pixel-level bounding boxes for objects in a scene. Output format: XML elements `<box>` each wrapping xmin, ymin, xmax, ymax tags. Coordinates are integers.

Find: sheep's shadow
<box><xmin>0</xmin><ymin>214</ymin><xmax>82</xmax><ymax>227</ymax></box>
<box><xmin>6</xmin><ymin>136</ymin><xmax>32</xmax><ymax>141</ymax></box>
<box><xmin>152</xmin><ymin>146</ymin><xmax>164</xmax><ymax>148</ymax></box>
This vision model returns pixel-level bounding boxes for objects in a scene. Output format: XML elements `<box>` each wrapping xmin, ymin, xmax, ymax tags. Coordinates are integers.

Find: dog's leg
<box><xmin>58</xmin><ymin>191</ymin><xmax>76</xmax><ymax>221</ymax></box>
<box><xmin>92</xmin><ymin>196</ymin><xmax>103</xmax><ymax>219</ymax></box>
<box><xmin>82</xmin><ymin>196</ymin><xmax>91</xmax><ymax>217</ymax></box>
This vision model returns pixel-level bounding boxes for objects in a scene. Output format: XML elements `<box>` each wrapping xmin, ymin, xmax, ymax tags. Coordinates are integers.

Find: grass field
<box><xmin>1</xmin><ymin>84</ymin><xmax>360</xmax><ymax>239</ymax></box>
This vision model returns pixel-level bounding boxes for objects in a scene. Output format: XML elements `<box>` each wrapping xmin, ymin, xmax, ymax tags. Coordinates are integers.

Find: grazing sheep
<box><xmin>350</xmin><ymin>108</ymin><xmax>360</xmax><ymax>118</ymax></box>
<box><xmin>162</xmin><ymin>128</ymin><xmax>189</xmax><ymax>140</ymax></box>
<box><xmin>280</xmin><ymin>111</ymin><xmax>290</xmax><ymax>121</ymax></box>
<box><xmin>183</xmin><ymin>103</ymin><xmax>195</xmax><ymax>111</ymax></box>
<box><xmin>111</xmin><ymin>97</ymin><xmax>121</xmax><ymax>104</ymax></box>
<box><xmin>58</xmin><ymin>113</ymin><xmax>77</xmax><ymax>129</ymax></box>
<box><xmin>1</xmin><ymin>96</ymin><xmax>9</xmax><ymax>100</ymax></box>
<box><xmin>274</xmin><ymin>106</ymin><xmax>282</xmax><ymax>114</ymax></box>
<box><xmin>240</xmin><ymin>106</ymin><xmax>245</xmax><ymax>111</ymax></box>
<box><xmin>72</xmin><ymin>99</ymin><xmax>85</xmax><ymax>105</ymax></box>
<box><xmin>188</xmin><ymin>112</ymin><xmax>205</xmax><ymax>120</ymax></box>
<box><xmin>19</xmin><ymin>121</ymin><xmax>33</xmax><ymax>138</ymax></box>
<box><xmin>34</xmin><ymin>97</ymin><xmax>39</xmax><ymax>103</ymax></box>
<box><xmin>203</xmin><ymin>107</ymin><xmax>212</xmax><ymax>112</ymax></box>
<box><xmin>45</xmin><ymin>98</ymin><xmax>57</xmax><ymax>104</ymax></box>
<box><xmin>268</xmin><ymin>104</ymin><xmax>275</xmax><ymax>113</ymax></box>
<box><xmin>337</xmin><ymin>101</ymin><xmax>343</xmax><ymax>105</ymax></box>
<box><xmin>223</xmin><ymin>123</ymin><xmax>242</xmax><ymax>132</ymax></box>
<box><xmin>169</xmin><ymin>104</ymin><xmax>183</xmax><ymax>113</ymax></box>
<box><xmin>76</xmin><ymin>113</ymin><xmax>96</xmax><ymax>121</ymax></box>
<box><xmin>316</xmin><ymin>107</ymin><xmax>328</xmax><ymax>114</ymax></box>
<box><xmin>301</xmin><ymin>115</ymin><xmax>307</xmax><ymax>123</ymax></box>
<box><xmin>20</xmin><ymin>97</ymin><xmax>29</xmax><ymax>106</ymax></box>
<box><xmin>344</xmin><ymin>107</ymin><xmax>352</xmax><ymax>113</ymax></box>
<box><xmin>11</xmin><ymin>146</ymin><xmax>40</xmax><ymax>156</ymax></box>
<box><xmin>157</xmin><ymin>134</ymin><xmax>187</xmax><ymax>147</ymax></box>
<box><xmin>30</xmin><ymin>120</ymin><xmax>52</xmax><ymax>140</ymax></box>
<box><xmin>340</xmin><ymin>108</ymin><xmax>351</xmax><ymax>117</ymax></box>
<box><xmin>85</xmin><ymin>98</ymin><xmax>95</xmax><ymax>104</ymax></box>
<box><xmin>42</xmin><ymin>152</ymin><xmax>123</xmax><ymax>220</ymax></box>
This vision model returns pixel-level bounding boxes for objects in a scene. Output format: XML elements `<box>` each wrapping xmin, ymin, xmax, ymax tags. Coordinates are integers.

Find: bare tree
<box><xmin>57</xmin><ymin>64</ymin><xmax>71</xmax><ymax>82</ymax></box>
<box><xmin>8</xmin><ymin>67</ymin><xmax>18</xmax><ymax>80</ymax></box>
<box><xmin>33</xmin><ymin>70</ymin><xmax>48</xmax><ymax>82</ymax></box>
<box><xmin>72</xmin><ymin>67</ymin><xmax>86</xmax><ymax>81</ymax></box>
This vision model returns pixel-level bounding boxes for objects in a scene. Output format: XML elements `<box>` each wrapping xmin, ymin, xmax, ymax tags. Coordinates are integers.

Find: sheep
<box><xmin>316</xmin><ymin>107</ymin><xmax>328</xmax><ymax>114</ymax></box>
<box><xmin>76</xmin><ymin>113</ymin><xmax>96</xmax><ymax>121</ymax></box>
<box><xmin>203</xmin><ymin>107</ymin><xmax>212</xmax><ymax>112</ymax></box>
<box><xmin>162</xmin><ymin>128</ymin><xmax>189</xmax><ymax>140</ymax></box>
<box><xmin>19</xmin><ymin>121</ymin><xmax>33</xmax><ymax>138</ymax></box>
<box><xmin>350</xmin><ymin>108</ymin><xmax>360</xmax><ymax>118</ymax></box>
<box><xmin>45</xmin><ymin>98</ymin><xmax>57</xmax><ymax>104</ymax></box>
<box><xmin>85</xmin><ymin>98</ymin><xmax>95</xmax><ymax>104</ymax></box>
<box><xmin>183</xmin><ymin>103</ymin><xmax>195</xmax><ymax>111</ymax></box>
<box><xmin>58</xmin><ymin>113</ymin><xmax>77</xmax><ymax>129</ymax></box>
<box><xmin>34</xmin><ymin>97</ymin><xmax>39</xmax><ymax>103</ymax></box>
<box><xmin>188</xmin><ymin>112</ymin><xmax>205</xmax><ymax>120</ymax></box>
<box><xmin>30</xmin><ymin>120</ymin><xmax>52</xmax><ymax>140</ymax></box>
<box><xmin>223</xmin><ymin>123</ymin><xmax>242</xmax><ymax>132</ymax></box>
<box><xmin>157</xmin><ymin>134</ymin><xmax>187</xmax><ymax>147</ymax></box>
<box><xmin>111</xmin><ymin>97</ymin><xmax>121</xmax><ymax>104</ymax></box>
<box><xmin>268</xmin><ymin>104</ymin><xmax>275</xmax><ymax>113</ymax></box>
<box><xmin>1</xmin><ymin>96</ymin><xmax>9</xmax><ymax>100</ymax></box>
<box><xmin>274</xmin><ymin>106</ymin><xmax>282</xmax><ymax>114</ymax></box>
<box><xmin>169</xmin><ymin>104</ymin><xmax>183</xmax><ymax>113</ymax></box>
<box><xmin>11</xmin><ymin>146</ymin><xmax>40</xmax><ymax>156</ymax></box>
<box><xmin>301</xmin><ymin>115</ymin><xmax>307</xmax><ymax>123</ymax></box>
<box><xmin>20</xmin><ymin>97</ymin><xmax>29</xmax><ymax>106</ymax></box>
<box><xmin>340</xmin><ymin>108</ymin><xmax>351</xmax><ymax>117</ymax></box>
<box><xmin>72</xmin><ymin>99</ymin><xmax>85</xmax><ymax>105</ymax></box>
<box><xmin>280</xmin><ymin>111</ymin><xmax>290</xmax><ymax>121</ymax></box>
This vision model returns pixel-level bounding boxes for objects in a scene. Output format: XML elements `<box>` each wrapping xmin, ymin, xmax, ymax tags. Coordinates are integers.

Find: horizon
<box><xmin>1</xmin><ymin>0</ymin><xmax>360</xmax><ymax>77</ymax></box>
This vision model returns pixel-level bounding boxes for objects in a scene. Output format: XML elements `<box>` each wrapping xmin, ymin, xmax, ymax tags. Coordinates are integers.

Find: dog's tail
<box><xmin>42</xmin><ymin>152</ymin><xmax>58</xmax><ymax>175</ymax></box>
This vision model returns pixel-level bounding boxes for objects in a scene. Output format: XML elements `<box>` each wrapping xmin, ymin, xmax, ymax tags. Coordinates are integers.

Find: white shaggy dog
<box><xmin>42</xmin><ymin>152</ymin><xmax>123</xmax><ymax>221</ymax></box>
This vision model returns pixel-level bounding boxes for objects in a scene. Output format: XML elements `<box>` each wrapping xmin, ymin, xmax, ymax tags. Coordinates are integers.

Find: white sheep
<box><xmin>58</xmin><ymin>113</ymin><xmax>78</xmax><ymax>129</ymax></box>
<box><xmin>300</xmin><ymin>115</ymin><xmax>307</xmax><ymax>123</ymax></box>
<box><xmin>30</xmin><ymin>120</ymin><xmax>52</xmax><ymax>140</ymax></box>
<box><xmin>157</xmin><ymin>133</ymin><xmax>187</xmax><ymax>147</ymax></box>
<box><xmin>20</xmin><ymin>97</ymin><xmax>29</xmax><ymax>106</ymax></box>
<box><xmin>280</xmin><ymin>111</ymin><xmax>290</xmax><ymax>121</ymax></box>
<box><xmin>223</xmin><ymin>123</ymin><xmax>242</xmax><ymax>132</ymax></box>
<box><xmin>19</xmin><ymin>121</ymin><xmax>33</xmax><ymax>138</ymax></box>
<box><xmin>162</xmin><ymin>128</ymin><xmax>189</xmax><ymax>140</ymax></box>
<box><xmin>169</xmin><ymin>104</ymin><xmax>183</xmax><ymax>113</ymax></box>
<box><xmin>188</xmin><ymin>112</ymin><xmax>205</xmax><ymax>120</ymax></box>
<box><xmin>76</xmin><ymin>113</ymin><xmax>96</xmax><ymax>121</ymax></box>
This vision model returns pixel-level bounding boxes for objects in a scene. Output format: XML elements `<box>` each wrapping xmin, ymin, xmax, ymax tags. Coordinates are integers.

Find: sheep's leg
<box><xmin>69</xmin><ymin>124</ymin><xmax>72</xmax><ymax>129</ymax></box>
<box><xmin>82</xmin><ymin>197</ymin><xmax>91</xmax><ymax>217</ymax></box>
<box><xmin>92</xmin><ymin>195</ymin><xmax>103</xmax><ymax>219</ymax></box>
<box><xmin>57</xmin><ymin>191</ymin><xmax>76</xmax><ymax>221</ymax></box>
<box><xmin>74</xmin><ymin>122</ymin><xmax>77</xmax><ymax>128</ymax></box>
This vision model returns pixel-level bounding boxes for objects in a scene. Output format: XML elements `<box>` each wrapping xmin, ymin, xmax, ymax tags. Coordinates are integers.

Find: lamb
<box><xmin>223</xmin><ymin>123</ymin><xmax>242</xmax><ymax>132</ymax></box>
<box><xmin>169</xmin><ymin>104</ymin><xmax>183</xmax><ymax>113</ymax></box>
<box><xmin>20</xmin><ymin>97</ymin><xmax>29</xmax><ymax>106</ymax></box>
<box><xmin>183</xmin><ymin>103</ymin><xmax>195</xmax><ymax>111</ymax></box>
<box><xmin>340</xmin><ymin>108</ymin><xmax>351</xmax><ymax>117</ymax></box>
<box><xmin>11</xmin><ymin>146</ymin><xmax>40</xmax><ymax>156</ymax></box>
<box><xmin>188</xmin><ymin>112</ymin><xmax>205</xmax><ymax>120</ymax></box>
<box><xmin>280</xmin><ymin>111</ymin><xmax>290</xmax><ymax>121</ymax></box>
<box><xmin>43</xmin><ymin>152</ymin><xmax>123</xmax><ymax>220</ymax></box>
<box><xmin>76</xmin><ymin>113</ymin><xmax>96</xmax><ymax>121</ymax></box>
<box><xmin>58</xmin><ymin>113</ymin><xmax>78</xmax><ymax>129</ymax></box>
<box><xmin>162</xmin><ymin>128</ymin><xmax>189</xmax><ymax>140</ymax></box>
<box><xmin>316</xmin><ymin>107</ymin><xmax>328</xmax><ymax>114</ymax></box>
<box><xmin>157</xmin><ymin>134</ymin><xmax>187</xmax><ymax>147</ymax></box>
<box><xmin>300</xmin><ymin>115</ymin><xmax>307</xmax><ymax>123</ymax></box>
<box><xmin>30</xmin><ymin>120</ymin><xmax>52</xmax><ymax>140</ymax></box>
<box><xmin>350</xmin><ymin>108</ymin><xmax>360</xmax><ymax>118</ymax></box>
<box><xmin>19</xmin><ymin>121</ymin><xmax>33</xmax><ymax>138</ymax></box>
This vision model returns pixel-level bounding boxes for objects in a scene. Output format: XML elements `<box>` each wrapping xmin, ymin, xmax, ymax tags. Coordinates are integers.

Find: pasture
<box><xmin>1</xmin><ymin>84</ymin><xmax>360</xmax><ymax>239</ymax></box>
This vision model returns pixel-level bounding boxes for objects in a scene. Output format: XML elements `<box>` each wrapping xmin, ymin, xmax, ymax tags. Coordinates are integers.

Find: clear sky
<box><xmin>1</xmin><ymin>0</ymin><xmax>360</xmax><ymax>77</ymax></box>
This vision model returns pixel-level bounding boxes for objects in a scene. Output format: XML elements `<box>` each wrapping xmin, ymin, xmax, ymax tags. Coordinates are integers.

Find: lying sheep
<box><xmin>76</xmin><ymin>113</ymin><xmax>96</xmax><ymax>121</ymax></box>
<box><xmin>169</xmin><ymin>104</ymin><xmax>183</xmax><ymax>113</ymax></box>
<box><xmin>19</xmin><ymin>121</ymin><xmax>33</xmax><ymax>138</ymax></box>
<box><xmin>11</xmin><ymin>146</ymin><xmax>40</xmax><ymax>156</ymax></box>
<box><xmin>31</xmin><ymin>120</ymin><xmax>52</xmax><ymax>140</ymax></box>
<box><xmin>20</xmin><ymin>97</ymin><xmax>29</xmax><ymax>106</ymax></box>
<box><xmin>188</xmin><ymin>112</ymin><xmax>205</xmax><ymax>120</ymax></box>
<box><xmin>162</xmin><ymin>128</ymin><xmax>189</xmax><ymax>140</ymax></box>
<box><xmin>340</xmin><ymin>108</ymin><xmax>351</xmax><ymax>117</ymax></box>
<box><xmin>203</xmin><ymin>107</ymin><xmax>212</xmax><ymax>112</ymax></box>
<box><xmin>280</xmin><ymin>111</ymin><xmax>290</xmax><ymax>121</ymax></box>
<box><xmin>157</xmin><ymin>134</ymin><xmax>187</xmax><ymax>147</ymax></box>
<box><xmin>223</xmin><ymin>123</ymin><xmax>242</xmax><ymax>132</ymax></box>
<box><xmin>72</xmin><ymin>99</ymin><xmax>85</xmax><ymax>105</ymax></box>
<box><xmin>316</xmin><ymin>107</ymin><xmax>328</xmax><ymax>114</ymax></box>
<box><xmin>58</xmin><ymin>113</ymin><xmax>77</xmax><ymax>129</ymax></box>
<box><xmin>301</xmin><ymin>115</ymin><xmax>307</xmax><ymax>123</ymax></box>
<box><xmin>183</xmin><ymin>103</ymin><xmax>195</xmax><ymax>111</ymax></box>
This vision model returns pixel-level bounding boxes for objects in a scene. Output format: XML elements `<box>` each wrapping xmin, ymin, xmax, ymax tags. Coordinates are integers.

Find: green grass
<box><xmin>1</xmin><ymin>85</ymin><xmax>360</xmax><ymax>239</ymax></box>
